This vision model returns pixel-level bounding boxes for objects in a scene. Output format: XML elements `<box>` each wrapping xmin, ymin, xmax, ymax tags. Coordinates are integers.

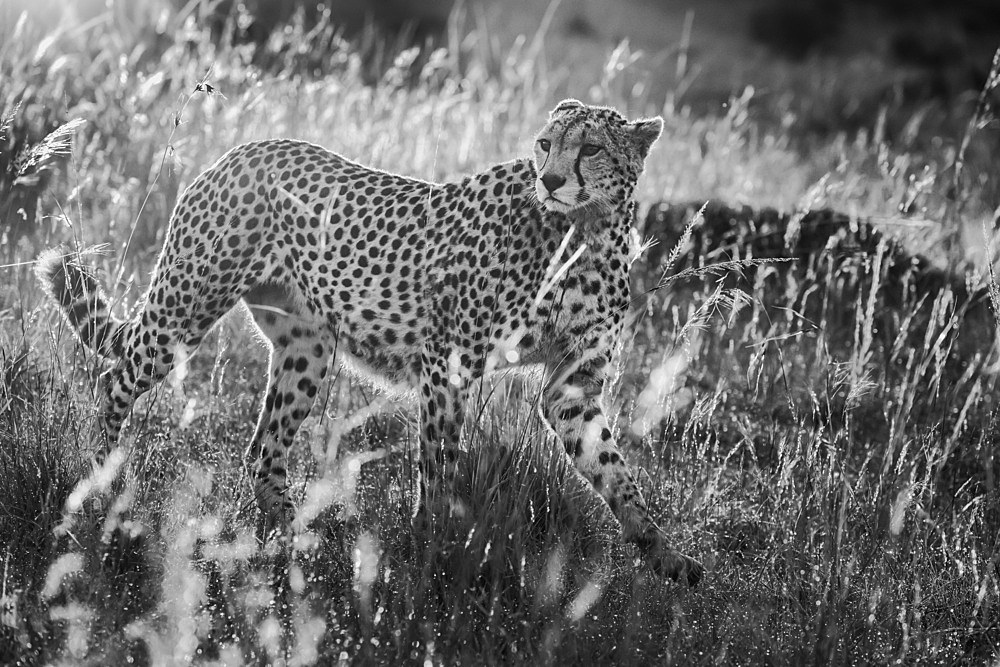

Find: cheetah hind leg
<box><xmin>244</xmin><ymin>286</ymin><xmax>332</xmax><ymax>541</ymax></box>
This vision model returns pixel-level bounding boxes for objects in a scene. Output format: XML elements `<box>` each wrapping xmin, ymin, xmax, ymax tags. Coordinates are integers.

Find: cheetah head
<box><xmin>533</xmin><ymin>99</ymin><xmax>663</xmax><ymax>216</ymax></box>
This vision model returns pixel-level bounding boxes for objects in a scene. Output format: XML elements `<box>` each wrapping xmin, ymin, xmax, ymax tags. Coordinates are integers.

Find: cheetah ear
<box><xmin>550</xmin><ymin>99</ymin><xmax>584</xmax><ymax>117</ymax></box>
<box><xmin>626</xmin><ymin>116</ymin><xmax>664</xmax><ymax>159</ymax></box>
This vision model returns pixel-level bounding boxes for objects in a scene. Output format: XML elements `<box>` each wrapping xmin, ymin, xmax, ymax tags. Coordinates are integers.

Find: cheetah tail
<box><xmin>35</xmin><ymin>248</ymin><xmax>128</xmax><ymax>359</ymax></box>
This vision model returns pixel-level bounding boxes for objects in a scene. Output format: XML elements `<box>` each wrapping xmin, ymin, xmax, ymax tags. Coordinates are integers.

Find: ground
<box><xmin>0</xmin><ymin>1</ymin><xmax>999</xmax><ymax>665</ymax></box>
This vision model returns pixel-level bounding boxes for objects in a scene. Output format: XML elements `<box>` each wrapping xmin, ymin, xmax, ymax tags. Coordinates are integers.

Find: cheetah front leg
<box><xmin>415</xmin><ymin>338</ymin><xmax>473</xmax><ymax>516</ymax></box>
<box><xmin>542</xmin><ymin>359</ymin><xmax>703</xmax><ymax>586</ymax></box>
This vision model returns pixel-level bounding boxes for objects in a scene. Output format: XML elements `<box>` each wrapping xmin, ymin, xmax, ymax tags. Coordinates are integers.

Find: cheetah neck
<box><xmin>558</xmin><ymin>198</ymin><xmax>635</xmax><ymax>254</ymax></box>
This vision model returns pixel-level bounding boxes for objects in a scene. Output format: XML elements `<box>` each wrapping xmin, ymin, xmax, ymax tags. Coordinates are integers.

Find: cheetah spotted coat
<box><xmin>39</xmin><ymin>99</ymin><xmax>702</xmax><ymax>585</ymax></box>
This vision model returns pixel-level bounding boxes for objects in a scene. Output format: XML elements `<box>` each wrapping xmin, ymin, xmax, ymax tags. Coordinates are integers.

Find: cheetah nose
<box><xmin>540</xmin><ymin>173</ymin><xmax>566</xmax><ymax>194</ymax></box>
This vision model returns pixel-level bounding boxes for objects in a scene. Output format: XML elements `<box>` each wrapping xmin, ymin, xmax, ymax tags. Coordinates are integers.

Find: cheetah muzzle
<box><xmin>38</xmin><ymin>99</ymin><xmax>703</xmax><ymax>587</ymax></box>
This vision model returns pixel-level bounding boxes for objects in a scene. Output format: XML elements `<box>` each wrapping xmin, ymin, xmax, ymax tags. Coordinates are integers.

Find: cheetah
<box><xmin>38</xmin><ymin>99</ymin><xmax>703</xmax><ymax>585</ymax></box>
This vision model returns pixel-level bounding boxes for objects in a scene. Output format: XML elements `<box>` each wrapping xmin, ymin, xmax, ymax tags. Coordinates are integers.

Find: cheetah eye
<box><xmin>537</xmin><ymin>138</ymin><xmax>551</xmax><ymax>152</ymax></box>
<box><xmin>580</xmin><ymin>144</ymin><xmax>603</xmax><ymax>157</ymax></box>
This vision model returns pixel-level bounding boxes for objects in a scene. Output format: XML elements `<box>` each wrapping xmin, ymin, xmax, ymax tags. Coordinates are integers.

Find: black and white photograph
<box><xmin>1</xmin><ymin>0</ymin><xmax>999</xmax><ymax>663</ymax></box>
